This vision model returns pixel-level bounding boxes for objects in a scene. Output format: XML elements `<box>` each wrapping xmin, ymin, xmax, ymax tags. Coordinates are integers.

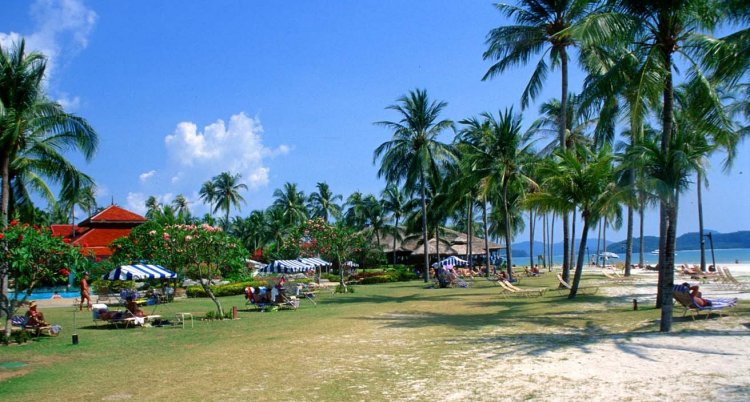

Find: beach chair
<box><xmin>672</xmin><ymin>284</ymin><xmax>737</xmax><ymax>320</ymax></box>
<box><xmin>556</xmin><ymin>274</ymin><xmax>599</xmax><ymax>295</ymax></box>
<box><xmin>720</xmin><ymin>267</ymin><xmax>750</xmax><ymax>291</ymax></box>
<box><xmin>500</xmin><ymin>280</ymin><xmax>546</xmax><ymax>297</ymax></box>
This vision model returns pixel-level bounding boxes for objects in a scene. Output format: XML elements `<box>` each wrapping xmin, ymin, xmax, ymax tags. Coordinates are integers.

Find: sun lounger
<box><xmin>500</xmin><ymin>280</ymin><xmax>546</xmax><ymax>297</ymax></box>
<box><xmin>720</xmin><ymin>267</ymin><xmax>750</xmax><ymax>291</ymax></box>
<box><xmin>672</xmin><ymin>284</ymin><xmax>737</xmax><ymax>320</ymax></box>
<box><xmin>556</xmin><ymin>273</ymin><xmax>599</xmax><ymax>295</ymax></box>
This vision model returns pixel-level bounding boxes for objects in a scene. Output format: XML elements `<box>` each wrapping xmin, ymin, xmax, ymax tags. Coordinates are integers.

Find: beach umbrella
<box><xmin>105</xmin><ymin>264</ymin><xmax>176</xmax><ymax>280</ymax></box>
<box><xmin>600</xmin><ymin>252</ymin><xmax>619</xmax><ymax>259</ymax></box>
<box><xmin>258</xmin><ymin>260</ymin><xmax>317</xmax><ymax>274</ymax></box>
<box><xmin>432</xmin><ymin>255</ymin><xmax>468</xmax><ymax>268</ymax></box>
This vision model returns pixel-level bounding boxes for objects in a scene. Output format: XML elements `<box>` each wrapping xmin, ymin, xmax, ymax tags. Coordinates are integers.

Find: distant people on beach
<box><xmin>51</xmin><ymin>291</ymin><xmax>62</xmax><ymax>299</ymax></box>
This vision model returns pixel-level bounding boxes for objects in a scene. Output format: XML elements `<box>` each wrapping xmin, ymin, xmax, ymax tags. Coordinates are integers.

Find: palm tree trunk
<box><xmin>420</xmin><ymin>169</ymin><xmax>430</xmax><ymax>282</ymax></box>
<box><xmin>392</xmin><ymin>216</ymin><xmax>399</xmax><ymax>267</ymax></box>
<box><xmin>466</xmin><ymin>199</ymin><xmax>472</xmax><ymax>269</ymax></box>
<box><xmin>624</xmin><ymin>203</ymin><xmax>634</xmax><ymax>276</ymax></box>
<box><xmin>529</xmin><ymin>209</ymin><xmax>535</xmax><ymax>269</ymax></box>
<box><xmin>603</xmin><ymin>216</ymin><xmax>608</xmax><ymax>264</ymax></box>
<box><xmin>503</xmin><ymin>182</ymin><xmax>513</xmax><ymax>279</ymax></box>
<box><xmin>594</xmin><ymin>221</ymin><xmax>602</xmax><ymax>267</ymax></box>
<box><xmin>1</xmin><ymin>153</ymin><xmax>10</xmax><ymax>338</ymax></box>
<box><xmin>562</xmin><ymin>214</ymin><xmax>570</xmax><ymax>281</ymax></box>
<box><xmin>639</xmin><ymin>192</ymin><xmax>645</xmax><ymax>269</ymax></box>
<box><xmin>542</xmin><ymin>213</ymin><xmax>547</xmax><ymax>268</ymax></box>
<box><xmin>657</xmin><ymin>43</ymin><xmax>675</xmax><ymax>313</ymax></box>
<box><xmin>482</xmin><ymin>199</ymin><xmax>491</xmax><ymax>278</ymax></box>
<box><xmin>569</xmin><ymin>208</ymin><xmax>576</xmax><ymax>269</ymax></box>
<box><xmin>569</xmin><ymin>215</ymin><xmax>591</xmax><ymax>299</ymax></box>
<box><xmin>435</xmin><ymin>227</ymin><xmax>442</xmax><ymax>265</ymax></box>
<box><xmin>549</xmin><ymin>214</ymin><xmax>555</xmax><ymax>271</ymax></box>
<box><xmin>660</xmin><ymin>194</ymin><xmax>678</xmax><ymax>332</ymax></box>
<box><xmin>560</xmin><ymin>46</ymin><xmax>570</xmax><ymax>282</ymax></box>
<box><xmin>697</xmin><ymin>171</ymin><xmax>706</xmax><ymax>272</ymax></box>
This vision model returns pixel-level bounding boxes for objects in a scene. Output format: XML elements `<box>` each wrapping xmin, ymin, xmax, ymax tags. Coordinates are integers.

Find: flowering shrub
<box><xmin>1</xmin><ymin>220</ymin><xmax>89</xmax><ymax>336</ymax></box>
<box><xmin>111</xmin><ymin>221</ymin><xmax>248</xmax><ymax>316</ymax></box>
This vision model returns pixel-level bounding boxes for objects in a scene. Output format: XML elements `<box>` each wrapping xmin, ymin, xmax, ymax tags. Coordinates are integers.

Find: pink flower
<box><xmin>185</xmin><ymin>235</ymin><xmax>193</xmax><ymax>241</ymax></box>
<box><xmin>163</xmin><ymin>233</ymin><xmax>171</xmax><ymax>240</ymax></box>
<box><xmin>149</xmin><ymin>230</ymin><xmax>157</xmax><ymax>236</ymax></box>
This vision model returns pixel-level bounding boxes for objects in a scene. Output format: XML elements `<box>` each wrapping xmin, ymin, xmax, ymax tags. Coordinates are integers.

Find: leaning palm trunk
<box><xmin>569</xmin><ymin>215</ymin><xmax>591</xmax><ymax>299</ymax></box>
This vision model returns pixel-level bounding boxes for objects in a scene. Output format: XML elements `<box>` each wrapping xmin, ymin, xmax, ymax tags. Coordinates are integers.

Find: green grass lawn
<box><xmin>1</xmin><ymin>274</ymin><xmax>746</xmax><ymax>401</ymax></box>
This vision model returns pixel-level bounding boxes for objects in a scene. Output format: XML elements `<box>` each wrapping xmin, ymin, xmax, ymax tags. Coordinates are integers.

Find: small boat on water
<box><xmin>650</xmin><ymin>250</ymin><xmax>659</xmax><ymax>255</ymax></box>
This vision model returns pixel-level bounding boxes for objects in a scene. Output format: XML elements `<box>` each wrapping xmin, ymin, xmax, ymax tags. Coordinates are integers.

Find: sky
<box><xmin>1</xmin><ymin>0</ymin><xmax>748</xmax><ymax>243</ymax></box>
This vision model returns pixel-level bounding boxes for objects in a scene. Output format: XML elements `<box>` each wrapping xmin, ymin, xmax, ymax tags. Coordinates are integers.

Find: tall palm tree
<box><xmin>246</xmin><ymin>210</ymin><xmax>269</xmax><ymax>253</ymax></box>
<box><xmin>210</xmin><ymin>172</ymin><xmax>247</xmax><ymax>230</ymax></box>
<box><xmin>198</xmin><ymin>180</ymin><xmax>215</xmax><ymax>217</ymax></box>
<box><xmin>307</xmin><ymin>182</ymin><xmax>342</xmax><ymax>223</ymax></box>
<box><xmin>579</xmin><ymin>0</ymin><xmax>737</xmax><ymax>332</ymax></box>
<box><xmin>272</xmin><ymin>182</ymin><xmax>307</xmax><ymax>228</ymax></box>
<box><xmin>374</xmin><ymin>89</ymin><xmax>456</xmax><ymax>282</ymax></box>
<box><xmin>343</xmin><ymin>191</ymin><xmax>366</xmax><ymax>230</ymax></box>
<box><xmin>457</xmin><ymin>108</ymin><xmax>536</xmax><ymax>279</ymax></box>
<box><xmin>381</xmin><ymin>183</ymin><xmax>407</xmax><ymax>266</ymax></box>
<box><xmin>362</xmin><ymin>194</ymin><xmax>386</xmax><ymax>250</ymax></box>
<box><xmin>0</xmin><ymin>40</ymin><xmax>98</xmax><ymax>227</ymax></box>
<box><xmin>484</xmin><ymin>0</ymin><xmax>595</xmax><ymax>277</ymax></box>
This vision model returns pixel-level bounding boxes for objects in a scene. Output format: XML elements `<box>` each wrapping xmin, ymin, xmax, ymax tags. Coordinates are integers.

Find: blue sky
<box><xmin>1</xmin><ymin>0</ymin><xmax>748</xmax><ymax>242</ymax></box>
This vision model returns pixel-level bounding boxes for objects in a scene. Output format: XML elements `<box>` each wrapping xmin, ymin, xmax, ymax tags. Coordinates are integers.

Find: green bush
<box><xmin>13</xmin><ymin>330</ymin><xmax>31</xmax><ymax>344</ymax></box>
<box><xmin>91</xmin><ymin>279</ymin><xmax>136</xmax><ymax>295</ymax></box>
<box><xmin>186</xmin><ymin>279</ymin><xmax>269</xmax><ymax>298</ymax></box>
<box><xmin>360</xmin><ymin>275</ymin><xmax>394</xmax><ymax>284</ymax></box>
<box><xmin>324</xmin><ymin>274</ymin><xmax>340</xmax><ymax>282</ymax></box>
<box><xmin>334</xmin><ymin>284</ymin><xmax>355</xmax><ymax>293</ymax></box>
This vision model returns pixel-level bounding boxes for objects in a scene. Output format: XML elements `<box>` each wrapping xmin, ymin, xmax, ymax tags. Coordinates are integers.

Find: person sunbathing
<box><xmin>126</xmin><ymin>297</ymin><xmax>145</xmax><ymax>317</ymax></box>
<box><xmin>25</xmin><ymin>301</ymin><xmax>49</xmax><ymax>327</ymax></box>
<box><xmin>684</xmin><ymin>283</ymin><xmax>714</xmax><ymax>307</ymax></box>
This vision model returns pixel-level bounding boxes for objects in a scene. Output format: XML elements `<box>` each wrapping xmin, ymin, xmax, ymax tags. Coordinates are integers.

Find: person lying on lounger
<box><xmin>126</xmin><ymin>297</ymin><xmax>145</xmax><ymax>317</ymax></box>
<box><xmin>683</xmin><ymin>283</ymin><xmax>711</xmax><ymax>307</ymax></box>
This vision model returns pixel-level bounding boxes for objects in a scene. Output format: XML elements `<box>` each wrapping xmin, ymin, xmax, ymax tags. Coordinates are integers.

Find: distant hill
<box><xmin>512</xmin><ymin>231</ymin><xmax>750</xmax><ymax>256</ymax></box>
<box><xmin>607</xmin><ymin>230</ymin><xmax>750</xmax><ymax>252</ymax></box>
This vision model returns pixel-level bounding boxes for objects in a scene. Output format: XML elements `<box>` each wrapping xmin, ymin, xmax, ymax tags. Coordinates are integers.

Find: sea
<box><xmin>543</xmin><ymin>248</ymin><xmax>750</xmax><ymax>265</ymax></box>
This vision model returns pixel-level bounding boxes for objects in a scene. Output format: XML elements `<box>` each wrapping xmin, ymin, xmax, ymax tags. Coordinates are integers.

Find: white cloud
<box><xmin>126</xmin><ymin>192</ymin><xmax>147</xmax><ymax>215</ymax></box>
<box><xmin>139</xmin><ymin>170</ymin><xmax>156</xmax><ymax>182</ymax></box>
<box><xmin>164</xmin><ymin>112</ymin><xmax>289</xmax><ymax>189</ymax></box>
<box><xmin>0</xmin><ymin>0</ymin><xmax>96</xmax><ymax>100</ymax></box>
<box><xmin>56</xmin><ymin>93</ymin><xmax>81</xmax><ymax>111</ymax></box>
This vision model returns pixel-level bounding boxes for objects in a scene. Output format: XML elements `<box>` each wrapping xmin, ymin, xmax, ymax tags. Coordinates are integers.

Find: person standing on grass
<box><xmin>80</xmin><ymin>272</ymin><xmax>92</xmax><ymax>311</ymax></box>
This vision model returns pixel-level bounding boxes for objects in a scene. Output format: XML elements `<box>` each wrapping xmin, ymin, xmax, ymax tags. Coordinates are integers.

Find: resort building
<box><xmin>50</xmin><ymin>205</ymin><xmax>147</xmax><ymax>259</ymax></box>
<box><xmin>377</xmin><ymin>227</ymin><xmax>505</xmax><ymax>268</ymax></box>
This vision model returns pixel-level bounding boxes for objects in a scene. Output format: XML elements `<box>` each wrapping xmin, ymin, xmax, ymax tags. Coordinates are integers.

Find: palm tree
<box><xmin>529</xmin><ymin>145</ymin><xmax>621</xmax><ymax>298</ymax></box>
<box><xmin>362</xmin><ymin>194</ymin><xmax>386</xmax><ymax>250</ymax></box>
<box><xmin>198</xmin><ymin>180</ymin><xmax>215</xmax><ymax>216</ymax></box>
<box><xmin>579</xmin><ymin>0</ymin><xmax>738</xmax><ymax>331</ymax></box>
<box><xmin>484</xmin><ymin>0</ymin><xmax>595</xmax><ymax>278</ymax></box>
<box><xmin>211</xmin><ymin>172</ymin><xmax>247</xmax><ymax>231</ymax></box>
<box><xmin>0</xmin><ymin>40</ymin><xmax>99</xmax><ymax>227</ymax></box>
<box><xmin>343</xmin><ymin>191</ymin><xmax>366</xmax><ymax>230</ymax></box>
<box><xmin>246</xmin><ymin>210</ymin><xmax>269</xmax><ymax>252</ymax></box>
<box><xmin>307</xmin><ymin>182</ymin><xmax>342</xmax><ymax>223</ymax></box>
<box><xmin>457</xmin><ymin>108</ymin><xmax>536</xmax><ymax>279</ymax></box>
<box><xmin>381</xmin><ymin>183</ymin><xmax>407</xmax><ymax>266</ymax></box>
<box><xmin>374</xmin><ymin>89</ymin><xmax>456</xmax><ymax>282</ymax></box>
<box><xmin>172</xmin><ymin>194</ymin><xmax>190</xmax><ymax>223</ymax></box>
<box><xmin>145</xmin><ymin>196</ymin><xmax>161</xmax><ymax>220</ymax></box>
<box><xmin>272</xmin><ymin>182</ymin><xmax>307</xmax><ymax>228</ymax></box>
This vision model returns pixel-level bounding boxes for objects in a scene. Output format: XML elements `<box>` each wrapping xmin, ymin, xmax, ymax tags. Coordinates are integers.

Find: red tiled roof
<box><xmin>73</xmin><ymin>228</ymin><xmax>133</xmax><ymax>248</ymax></box>
<box><xmin>79</xmin><ymin>205</ymin><xmax>146</xmax><ymax>225</ymax></box>
<box><xmin>50</xmin><ymin>224</ymin><xmax>87</xmax><ymax>238</ymax></box>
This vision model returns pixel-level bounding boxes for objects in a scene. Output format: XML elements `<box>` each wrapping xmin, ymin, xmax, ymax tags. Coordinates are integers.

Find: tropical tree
<box><xmin>172</xmin><ymin>194</ymin><xmax>190</xmax><ymax>223</ymax></box>
<box><xmin>381</xmin><ymin>183</ymin><xmax>408</xmax><ymax>266</ymax></box>
<box><xmin>457</xmin><ymin>108</ymin><xmax>536</xmax><ymax>279</ymax></box>
<box><xmin>529</xmin><ymin>145</ymin><xmax>621</xmax><ymax>298</ymax></box>
<box><xmin>578</xmin><ymin>0</ymin><xmax>739</xmax><ymax>332</ymax></box>
<box><xmin>272</xmin><ymin>182</ymin><xmax>307</xmax><ymax>228</ymax></box>
<box><xmin>210</xmin><ymin>172</ymin><xmax>247</xmax><ymax>231</ymax></box>
<box><xmin>374</xmin><ymin>89</ymin><xmax>456</xmax><ymax>281</ymax></box>
<box><xmin>145</xmin><ymin>196</ymin><xmax>160</xmax><ymax>220</ymax></box>
<box><xmin>307</xmin><ymin>182</ymin><xmax>342</xmax><ymax>223</ymax></box>
<box><xmin>484</xmin><ymin>0</ymin><xmax>596</xmax><ymax>277</ymax></box>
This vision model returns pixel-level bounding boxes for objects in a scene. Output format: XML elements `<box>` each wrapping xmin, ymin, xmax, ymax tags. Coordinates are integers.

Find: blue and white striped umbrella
<box><xmin>105</xmin><ymin>264</ymin><xmax>177</xmax><ymax>280</ymax></box>
<box><xmin>259</xmin><ymin>260</ymin><xmax>316</xmax><ymax>274</ymax></box>
<box><xmin>432</xmin><ymin>255</ymin><xmax>468</xmax><ymax>268</ymax></box>
<box><xmin>298</xmin><ymin>257</ymin><xmax>332</xmax><ymax>267</ymax></box>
